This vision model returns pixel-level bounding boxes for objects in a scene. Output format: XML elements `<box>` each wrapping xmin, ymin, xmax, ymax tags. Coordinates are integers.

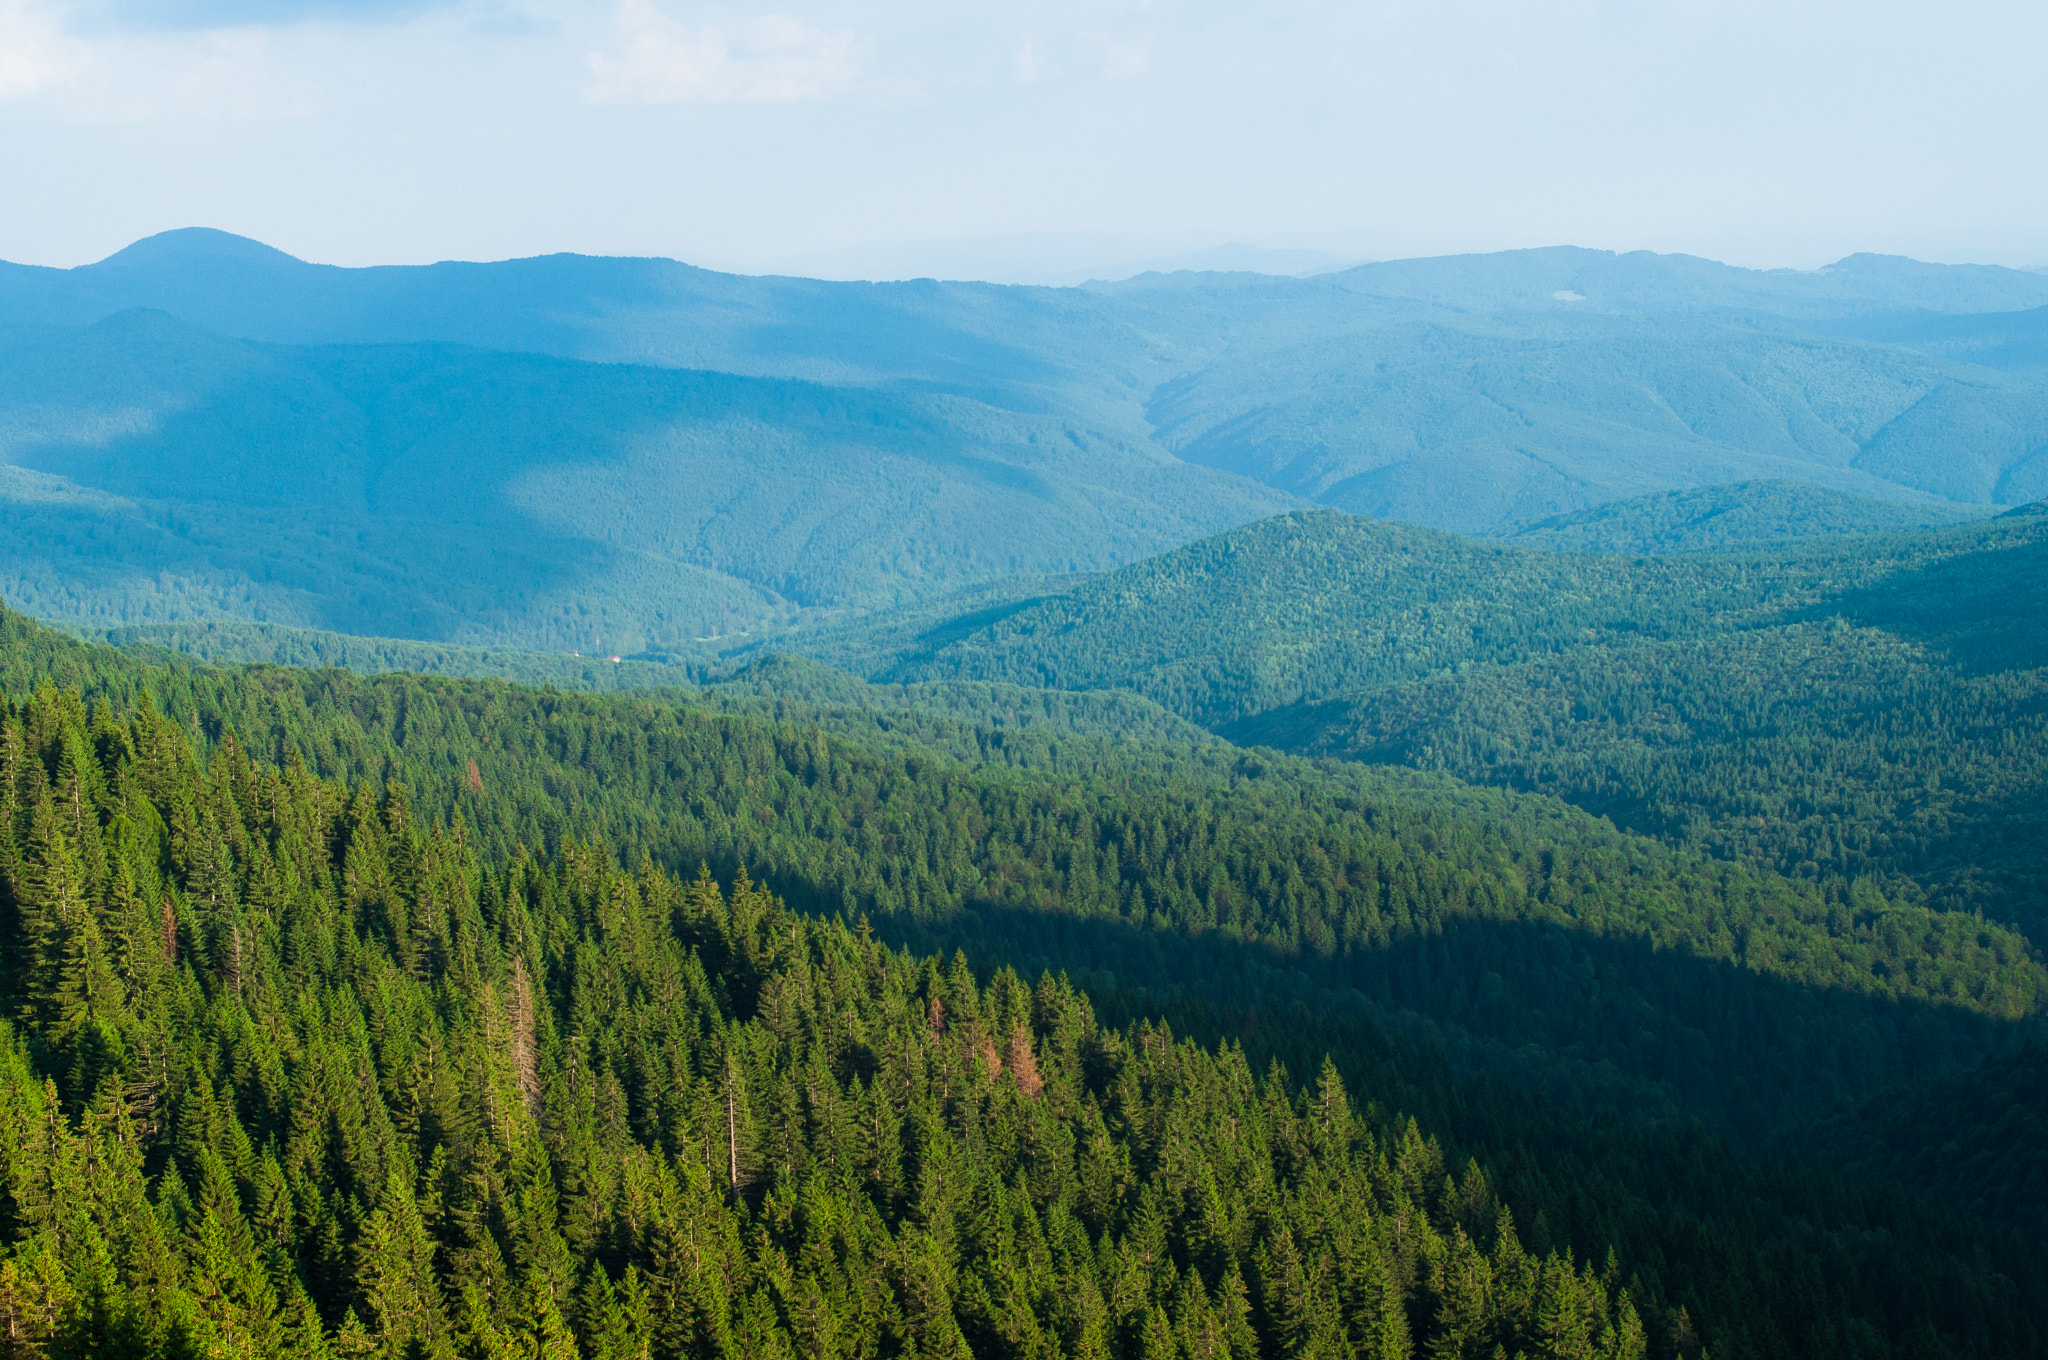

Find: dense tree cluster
<box><xmin>5</xmin><ymin>605</ymin><xmax>2039</xmax><ymax>1144</ymax></box>
<box><xmin>871</xmin><ymin>510</ymin><xmax>1962</xmax><ymax>726</ymax></box>
<box><xmin>0</xmin><ymin>679</ymin><xmax>1654</xmax><ymax>1358</ymax></box>
<box><xmin>1246</xmin><ymin>617</ymin><xmax>2048</xmax><ymax>933</ymax></box>
<box><xmin>1499</xmin><ymin>481</ymin><xmax>1986</xmax><ymax>555</ymax></box>
<box><xmin>0</xmin><ymin>617</ymin><xmax>2041</xmax><ymax>1355</ymax></box>
<box><xmin>875</xmin><ymin>510</ymin><xmax>2048</xmax><ymax>940</ymax></box>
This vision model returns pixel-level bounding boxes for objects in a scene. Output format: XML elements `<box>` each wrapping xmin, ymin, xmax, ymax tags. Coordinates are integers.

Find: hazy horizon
<box><xmin>2</xmin><ymin>1</ymin><xmax>2044</xmax><ymax>275</ymax></box>
<box><xmin>16</xmin><ymin>224</ymin><xmax>2048</xmax><ymax>291</ymax></box>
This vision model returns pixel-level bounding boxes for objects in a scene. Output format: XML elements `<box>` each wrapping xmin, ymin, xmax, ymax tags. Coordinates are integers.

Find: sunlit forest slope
<box><xmin>856</xmin><ymin>503</ymin><xmax>2048</xmax><ymax>937</ymax></box>
<box><xmin>0</xmin><ymin>606</ymin><xmax>2044</xmax><ymax>1357</ymax></box>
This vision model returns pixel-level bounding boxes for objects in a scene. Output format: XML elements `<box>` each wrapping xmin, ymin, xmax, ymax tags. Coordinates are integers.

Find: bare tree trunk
<box><xmin>726</xmin><ymin>1056</ymin><xmax>740</xmax><ymax>1193</ymax></box>
<box><xmin>511</xmin><ymin>956</ymin><xmax>541</xmax><ymax>1117</ymax></box>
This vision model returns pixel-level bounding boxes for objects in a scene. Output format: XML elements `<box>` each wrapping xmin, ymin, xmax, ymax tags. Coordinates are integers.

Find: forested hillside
<box><xmin>1811</xmin><ymin>1043</ymin><xmax>2048</xmax><ymax>1236</ymax></box>
<box><xmin>874</xmin><ymin>506</ymin><xmax>2048</xmax><ymax>936</ymax></box>
<box><xmin>0</xmin><ymin>683</ymin><xmax>1655</xmax><ymax>1359</ymax></box>
<box><xmin>1141</xmin><ymin>313</ymin><xmax>2048</xmax><ymax>531</ymax></box>
<box><xmin>69</xmin><ymin>620</ymin><xmax>704</xmax><ymax>695</ymax></box>
<box><xmin>1502</xmin><ymin>480</ymin><xmax>1988</xmax><ymax>554</ymax></box>
<box><xmin>2</xmin><ymin>606</ymin><xmax>2046</xmax><ymax>1357</ymax></box>
<box><xmin>18</xmin><ymin>600</ymin><xmax>2040</xmax><ymax>1138</ymax></box>
<box><xmin>865</xmin><ymin>508</ymin><xmax>1855</xmax><ymax>724</ymax></box>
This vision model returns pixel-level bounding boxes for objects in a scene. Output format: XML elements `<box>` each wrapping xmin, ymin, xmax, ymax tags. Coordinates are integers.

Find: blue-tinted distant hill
<box><xmin>0</xmin><ymin>228</ymin><xmax>1180</xmax><ymax>424</ymax></box>
<box><xmin>19</xmin><ymin>234</ymin><xmax>2047</xmax><ymax>349</ymax></box>
<box><xmin>11</xmin><ymin>230</ymin><xmax>2048</xmax><ymax>643</ymax></box>
<box><xmin>1141</xmin><ymin>312</ymin><xmax>2048</xmax><ymax>531</ymax></box>
<box><xmin>1820</xmin><ymin>302</ymin><xmax>2048</xmax><ymax>373</ymax></box>
<box><xmin>1106</xmin><ymin>255</ymin><xmax>2048</xmax><ymax>527</ymax></box>
<box><xmin>12</xmin><ymin>230</ymin><xmax>2048</xmax><ymax>427</ymax></box>
<box><xmin>1285</xmin><ymin>245</ymin><xmax>2048</xmax><ymax>316</ymax></box>
<box><xmin>0</xmin><ymin>308</ymin><xmax>1295</xmax><ymax>650</ymax></box>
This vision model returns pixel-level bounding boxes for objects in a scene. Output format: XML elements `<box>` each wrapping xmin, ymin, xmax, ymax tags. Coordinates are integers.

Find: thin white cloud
<box><xmin>587</xmin><ymin>1</ymin><xmax>861</xmax><ymax>105</ymax></box>
<box><xmin>1012</xmin><ymin>38</ymin><xmax>1054</xmax><ymax>85</ymax></box>
<box><xmin>1080</xmin><ymin>29</ymin><xmax>1148</xmax><ymax>81</ymax></box>
<box><xmin>0</xmin><ymin>0</ymin><xmax>85</xmax><ymax>98</ymax></box>
<box><xmin>0</xmin><ymin>0</ymin><xmax>317</xmax><ymax>119</ymax></box>
<box><xmin>1008</xmin><ymin>28</ymin><xmax>1150</xmax><ymax>87</ymax></box>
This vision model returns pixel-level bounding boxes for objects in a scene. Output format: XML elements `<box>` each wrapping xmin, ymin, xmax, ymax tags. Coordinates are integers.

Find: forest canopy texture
<box><xmin>0</xmin><ymin>584</ymin><xmax>2044</xmax><ymax>1360</ymax></box>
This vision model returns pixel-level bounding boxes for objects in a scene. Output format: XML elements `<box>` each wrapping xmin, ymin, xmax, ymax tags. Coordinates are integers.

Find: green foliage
<box><xmin>0</xmin><ymin>608</ymin><xmax>2040</xmax><ymax>1354</ymax></box>
<box><xmin>1502</xmin><ymin>480</ymin><xmax>1989</xmax><ymax>554</ymax></box>
<box><xmin>1810</xmin><ymin>1041</ymin><xmax>2048</xmax><ymax>1236</ymax></box>
<box><xmin>694</xmin><ymin>654</ymin><xmax>1222</xmax><ymax>761</ymax></box>
<box><xmin>70</xmin><ymin>621</ymin><xmax>708</xmax><ymax>694</ymax></box>
<box><xmin>4</xmin><ymin>596</ymin><xmax>2046</xmax><ymax>1139</ymax></box>
<box><xmin>880</xmin><ymin>508</ymin><xmax>2048</xmax><ymax>942</ymax></box>
<box><xmin>0</xmin><ymin>682</ymin><xmax>1665</xmax><ymax>1358</ymax></box>
<box><xmin>869</xmin><ymin>507</ymin><xmax>1861</xmax><ymax>724</ymax></box>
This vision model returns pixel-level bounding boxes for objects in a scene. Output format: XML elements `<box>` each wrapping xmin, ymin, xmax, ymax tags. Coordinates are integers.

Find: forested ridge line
<box><xmin>6</xmin><ymin>604</ymin><xmax>2041</xmax><ymax>1077</ymax></box>
<box><xmin>0</xmin><ymin>673</ymin><xmax>2041</xmax><ymax>1359</ymax></box>
<box><xmin>858</xmin><ymin>505</ymin><xmax>2048</xmax><ymax>942</ymax></box>
<box><xmin>872</xmin><ymin>508</ymin><xmax>2048</xmax><ymax>727</ymax></box>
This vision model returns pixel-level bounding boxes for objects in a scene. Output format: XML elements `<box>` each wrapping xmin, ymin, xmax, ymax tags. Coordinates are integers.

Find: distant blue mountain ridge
<box><xmin>2</xmin><ymin>228</ymin><xmax>2046</xmax><ymax>651</ymax></box>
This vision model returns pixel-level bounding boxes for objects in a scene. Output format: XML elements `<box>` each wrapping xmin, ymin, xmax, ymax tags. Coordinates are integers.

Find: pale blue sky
<box><xmin>3</xmin><ymin>0</ymin><xmax>2044</xmax><ymax>276</ymax></box>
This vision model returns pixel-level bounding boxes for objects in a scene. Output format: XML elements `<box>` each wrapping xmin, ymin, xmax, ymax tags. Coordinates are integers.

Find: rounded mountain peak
<box><xmin>89</xmin><ymin>228</ymin><xmax>304</xmax><ymax>270</ymax></box>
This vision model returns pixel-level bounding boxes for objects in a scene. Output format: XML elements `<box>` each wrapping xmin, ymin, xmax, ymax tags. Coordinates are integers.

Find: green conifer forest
<box><xmin>0</xmin><ymin>601</ymin><xmax>2044</xmax><ymax>1358</ymax></box>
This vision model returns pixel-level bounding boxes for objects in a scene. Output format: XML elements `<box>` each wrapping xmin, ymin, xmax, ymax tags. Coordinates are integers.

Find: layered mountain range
<box><xmin>6</xmin><ymin>231</ymin><xmax>2048</xmax><ymax>1359</ymax></box>
<box><xmin>5</xmin><ymin>229</ymin><xmax>2048</xmax><ymax>652</ymax></box>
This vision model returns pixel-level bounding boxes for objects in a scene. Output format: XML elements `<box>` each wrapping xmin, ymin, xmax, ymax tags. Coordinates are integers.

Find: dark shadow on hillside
<box><xmin>1807</xmin><ymin>1040</ymin><xmax>2048</xmax><ymax>1235</ymax></box>
<box><xmin>3</xmin><ymin>317</ymin><xmax>1255</xmax><ymax>643</ymax></box>
<box><xmin>1</xmin><ymin>323</ymin><xmax>1083</xmax><ymax>642</ymax></box>
<box><xmin>0</xmin><ymin>492</ymin><xmax>688</xmax><ymax>647</ymax></box>
<box><xmin>1812</xmin><ymin>529</ymin><xmax>2048</xmax><ymax>675</ymax></box>
<box><xmin>835</xmin><ymin>899</ymin><xmax>2038</xmax><ymax>1148</ymax></box>
<box><xmin>905</xmin><ymin>595</ymin><xmax>1058</xmax><ymax>655</ymax></box>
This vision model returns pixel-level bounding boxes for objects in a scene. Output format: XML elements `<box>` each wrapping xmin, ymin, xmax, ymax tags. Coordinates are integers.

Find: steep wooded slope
<box><xmin>7</xmin><ymin>602</ymin><xmax>2042</xmax><ymax>1137</ymax></box>
<box><xmin>2</xmin><ymin>607</ymin><xmax>2045</xmax><ymax>1358</ymax></box>
<box><xmin>0</xmin><ymin>692</ymin><xmax>1652</xmax><ymax>1359</ymax></box>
